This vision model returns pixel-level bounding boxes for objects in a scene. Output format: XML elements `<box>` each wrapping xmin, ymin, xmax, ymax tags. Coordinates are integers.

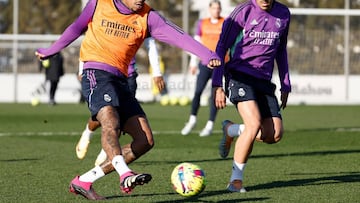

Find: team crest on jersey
<box><xmin>238</xmin><ymin>88</ymin><xmax>246</xmax><ymax>97</ymax></box>
<box><xmin>275</xmin><ymin>18</ymin><xmax>281</xmax><ymax>28</ymax></box>
<box><xmin>104</xmin><ymin>94</ymin><xmax>112</xmax><ymax>102</ymax></box>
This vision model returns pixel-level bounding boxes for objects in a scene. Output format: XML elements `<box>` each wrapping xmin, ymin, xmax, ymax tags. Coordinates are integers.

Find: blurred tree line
<box><xmin>0</xmin><ymin>0</ymin><xmax>81</xmax><ymax>34</ymax></box>
<box><xmin>1</xmin><ymin>0</ymin><xmax>360</xmax><ymax>74</ymax></box>
<box><xmin>2</xmin><ymin>0</ymin><xmax>359</xmax><ymax>35</ymax></box>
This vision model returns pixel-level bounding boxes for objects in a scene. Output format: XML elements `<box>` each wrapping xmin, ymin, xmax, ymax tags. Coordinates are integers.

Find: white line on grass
<box><xmin>0</xmin><ymin>128</ymin><xmax>360</xmax><ymax>137</ymax></box>
<box><xmin>1</xmin><ymin>128</ymin><xmax>359</xmax><ymax>137</ymax></box>
<box><xmin>0</xmin><ymin>130</ymin><xmax>223</xmax><ymax>137</ymax></box>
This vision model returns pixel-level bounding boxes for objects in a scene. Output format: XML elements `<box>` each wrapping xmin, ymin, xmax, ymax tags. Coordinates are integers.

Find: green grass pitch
<box><xmin>0</xmin><ymin>103</ymin><xmax>359</xmax><ymax>202</ymax></box>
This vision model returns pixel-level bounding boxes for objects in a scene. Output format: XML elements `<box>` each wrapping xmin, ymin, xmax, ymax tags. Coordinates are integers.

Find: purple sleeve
<box><xmin>212</xmin><ymin>17</ymin><xmax>242</xmax><ymax>87</ymax></box>
<box><xmin>147</xmin><ymin>11</ymin><xmax>219</xmax><ymax>66</ymax></box>
<box><xmin>36</xmin><ymin>0</ymin><xmax>96</xmax><ymax>58</ymax></box>
<box><xmin>276</xmin><ymin>21</ymin><xmax>291</xmax><ymax>92</ymax></box>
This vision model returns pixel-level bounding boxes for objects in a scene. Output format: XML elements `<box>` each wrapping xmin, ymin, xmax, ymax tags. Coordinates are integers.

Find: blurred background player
<box><xmin>39</xmin><ymin>52</ymin><xmax>64</xmax><ymax>105</ymax></box>
<box><xmin>76</xmin><ymin>37</ymin><xmax>165</xmax><ymax>166</ymax></box>
<box><xmin>213</xmin><ymin>0</ymin><xmax>291</xmax><ymax>192</ymax></box>
<box><xmin>181</xmin><ymin>0</ymin><xmax>225</xmax><ymax>137</ymax></box>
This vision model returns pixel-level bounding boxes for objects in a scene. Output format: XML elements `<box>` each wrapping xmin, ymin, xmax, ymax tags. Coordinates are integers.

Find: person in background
<box><xmin>213</xmin><ymin>0</ymin><xmax>291</xmax><ymax>192</ymax></box>
<box><xmin>39</xmin><ymin>52</ymin><xmax>64</xmax><ymax>105</ymax></box>
<box><xmin>76</xmin><ymin>37</ymin><xmax>165</xmax><ymax>166</ymax></box>
<box><xmin>181</xmin><ymin>0</ymin><xmax>225</xmax><ymax>137</ymax></box>
<box><xmin>35</xmin><ymin>0</ymin><xmax>220</xmax><ymax>200</ymax></box>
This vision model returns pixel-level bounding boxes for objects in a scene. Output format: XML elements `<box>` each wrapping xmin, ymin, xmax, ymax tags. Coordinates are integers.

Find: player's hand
<box><xmin>153</xmin><ymin>76</ymin><xmax>165</xmax><ymax>92</ymax></box>
<box><xmin>207</xmin><ymin>59</ymin><xmax>221</xmax><ymax>69</ymax></box>
<box><xmin>35</xmin><ymin>51</ymin><xmax>45</xmax><ymax>61</ymax></box>
<box><xmin>280</xmin><ymin>91</ymin><xmax>289</xmax><ymax>109</ymax></box>
<box><xmin>189</xmin><ymin>65</ymin><xmax>197</xmax><ymax>75</ymax></box>
<box><xmin>213</xmin><ymin>87</ymin><xmax>226</xmax><ymax>109</ymax></box>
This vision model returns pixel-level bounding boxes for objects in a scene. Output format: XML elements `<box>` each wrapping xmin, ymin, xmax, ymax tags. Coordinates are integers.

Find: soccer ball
<box><xmin>178</xmin><ymin>96</ymin><xmax>190</xmax><ymax>106</ymax></box>
<box><xmin>31</xmin><ymin>98</ymin><xmax>40</xmax><ymax>106</ymax></box>
<box><xmin>160</xmin><ymin>95</ymin><xmax>170</xmax><ymax>106</ymax></box>
<box><xmin>171</xmin><ymin>162</ymin><xmax>206</xmax><ymax>197</ymax></box>
<box><xmin>169</xmin><ymin>96</ymin><xmax>179</xmax><ymax>106</ymax></box>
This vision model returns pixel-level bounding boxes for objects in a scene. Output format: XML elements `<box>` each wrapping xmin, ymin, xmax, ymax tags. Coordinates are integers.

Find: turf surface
<box><xmin>0</xmin><ymin>103</ymin><xmax>359</xmax><ymax>202</ymax></box>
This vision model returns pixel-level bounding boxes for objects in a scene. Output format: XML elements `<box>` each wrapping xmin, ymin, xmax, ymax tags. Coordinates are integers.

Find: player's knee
<box><xmin>142</xmin><ymin>139</ymin><xmax>154</xmax><ymax>151</ymax></box>
<box><xmin>135</xmin><ymin>136</ymin><xmax>154</xmax><ymax>154</ymax></box>
<box><xmin>266</xmin><ymin>130</ymin><xmax>283</xmax><ymax>144</ymax></box>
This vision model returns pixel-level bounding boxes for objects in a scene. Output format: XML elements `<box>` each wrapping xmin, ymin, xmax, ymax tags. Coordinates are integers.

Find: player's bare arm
<box><xmin>213</xmin><ymin>87</ymin><xmax>226</xmax><ymax>109</ymax></box>
<box><xmin>152</xmin><ymin>76</ymin><xmax>165</xmax><ymax>92</ymax></box>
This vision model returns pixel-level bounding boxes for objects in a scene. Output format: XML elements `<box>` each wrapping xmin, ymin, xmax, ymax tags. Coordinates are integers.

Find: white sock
<box><xmin>204</xmin><ymin>120</ymin><xmax>214</xmax><ymax>130</ymax></box>
<box><xmin>112</xmin><ymin>155</ymin><xmax>131</xmax><ymax>177</ymax></box>
<box><xmin>78</xmin><ymin>125</ymin><xmax>94</xmax><ymax>149</ymax></box>
<box><xmin>79</xmin><ymin>166</ymin><xmax>105</xmax><ymax>183</ymax></box>
<box><xmin>81</xmin><ymin>124</ymin><xmax>94</xmax><ymax>140</ymax></box>
<box><xmin>228</xmin><ymin>124</ymin><xmax>245</xmax><ymax>137</ymax></box>
<box><xmin>97</xmin><ymin>149</ymin><xmax>107</xmax><ymax>159</ymax></box>
<box><xmin>230</xmin><ymin>161</ymin><xmax>246</xmax><ymax>182</ymax></box>
<box><xmin>189</xmin><ymin>115</ymin><xmax>196</xmax><ymax>124</ymax></box>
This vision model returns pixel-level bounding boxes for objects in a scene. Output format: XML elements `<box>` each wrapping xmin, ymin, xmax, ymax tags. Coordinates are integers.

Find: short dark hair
<box><xmin>209</xmin><ymin>0</ymin><xmax>221</xmax><ymax>7</ymax></box>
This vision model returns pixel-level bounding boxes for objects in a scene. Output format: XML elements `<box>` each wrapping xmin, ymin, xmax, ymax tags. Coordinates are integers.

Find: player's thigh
<box><xmin>236</xmin><ymin>100</ymin><xmax>262</xmax><ymax>133</ymax></box>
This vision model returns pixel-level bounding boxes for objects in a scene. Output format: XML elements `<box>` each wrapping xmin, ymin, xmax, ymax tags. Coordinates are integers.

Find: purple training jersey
<box><xmin>212</xmin><ymin>0</ymin><xmax>291</xmax><ymax>92</ymax></box>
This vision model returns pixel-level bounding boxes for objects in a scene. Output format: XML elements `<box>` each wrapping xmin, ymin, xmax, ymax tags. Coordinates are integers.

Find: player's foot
<box><xmin>75</xmin><ymin>133</ymin><xmax>90</xmax><ymax>159</ymax></box>
<box><xmin>227</xmin><ymin>180</ymin><xmax>247</xmax><ymax>193</ymax></box>
<box><xmin>120</xmin><ymin>171</ymin><xmax>152</xmax><ymax>194</ymax></box>
<box><xmin>199</xmin><ymin>127</ymin><xmax>212</xmax><ymax>137</ymax></box>
<box><xmin>69</xmin><ymin>176</ymin><xmax>105</xmax><ymax>200</ymax></box>
<box><xmin>219</xmin><ymin>120</ymin><xmax>234</xmax><ymax>158</ymax></box>
<box><xmin>181</xmin><ymin>122</ymin><xmax>196</xmax><ymax>135</ymax></box>
<box><xmin>94</xmin><ymin>149</ymin><xmax>107</xmax><ymax>166</ymax></box>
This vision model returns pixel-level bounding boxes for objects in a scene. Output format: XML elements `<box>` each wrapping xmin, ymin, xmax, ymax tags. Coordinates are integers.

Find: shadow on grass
<box><xmin>135</xmin><ymin>149</ymin><xmax>360</xmax><ymax>164</ymax></box>
<box><xmin>250</xmin><ymin>149</ymin><xmax>360</xmax><ymax>159</ymax></box>
<box><xmin>290</xmin><ymin>127</ymin><xmax>360</xmax><ymax>132</ymax></box>
<box><xmin>246</xmin><ymin>172</ymin><xmax>360</xmax><ymax>191</ymax></box>
<box><xmin>0</xmin><ymin>158</ymin><xmax>39</xmax><ymax>162</ymax></box>
<box><xmin>106</xmin><ymin>190</ymin><xmax>269</xmax><ymax>202</ymax></box>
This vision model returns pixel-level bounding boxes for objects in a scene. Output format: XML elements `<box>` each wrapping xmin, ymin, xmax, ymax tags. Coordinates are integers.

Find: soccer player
<box><xmin>35</xmin><ymin>0</ymin><xmax>221</xmax><ymax>200</ymax></box>
<box><xmin>212</xmin><ymin>0</ymin><xmax>291</xmax><ymax>192</ymax></box>
<box><xmin>76</xmin><ymin>37</ymin><xmax>165</xmax><ymax>166</ymax></box>
<box><xmin>181</xmin><ymin>0</ymin><xmax>225</xmax><ymax>137</ymax></box>
<box><xmin>38</xmin><ymin>52</ymin><xmax>64</xmax><ymax>105</ymax></box>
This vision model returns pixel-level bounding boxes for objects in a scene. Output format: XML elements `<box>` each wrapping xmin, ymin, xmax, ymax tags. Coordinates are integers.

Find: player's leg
<box><xmin>114</xmin><ymin>114</ymin><xmax>153</xmax><ymax>193</ymax></box>
<box><xmin>226</xmin><ymin>100</ymin><xmax>260</xmax><ymax>192</ymax></box>
<box><xmin>70</xmin><ymin>69</ymin><xmax>121</xmax><ymax>200</ymax></box>
<box><xmin>199</xmin><ymin>66</ymin><xmax>216</xmax><ymax>137</ymax></box>
<box><xmin>255</xmin><ymin>93</ymin><xmax>284</xmax><ymax>144</ymax></box>
<box><xmin>218</xmin><ymin>120</ymin><xmax>245</xmax><ymax>158</ymax></box>
<box><xmin>70</xmin><ymin>105</ymin><xmax>123</xmax><ymax>199</ymax></box>
<box><xmin>94</xmin><ymin>106</ymin><xmax>152</xmax><ymax>194</ymax></box>
<box><xmin>182</xmin><ymin>64</ymin><xmax>210</xmax><ymax>135</ymax></box>
<box><xmin>76</xmin><ymin>118</ymin><xmax>101</xmax><ymax>159</ymax></box>
<box><xmin>49</xmin><ymin>80</ymin><xmax>58</xmax><ymax>105</ymax></box>
<box><xmin>70</xmin><ymin>69</ymin><xmax>142</xmax><ymax>199</ymax></box>
<box><xmin>123</xmin><ymin>115</ymin><xmax>154</xmax><ymax>161</ymax></box>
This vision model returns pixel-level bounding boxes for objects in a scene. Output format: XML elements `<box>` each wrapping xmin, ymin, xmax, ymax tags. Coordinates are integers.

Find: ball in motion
<box><xmin>171</xmin><ymin>162</ymin><xmax>206</xmax><ymax>197</ymax></box>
